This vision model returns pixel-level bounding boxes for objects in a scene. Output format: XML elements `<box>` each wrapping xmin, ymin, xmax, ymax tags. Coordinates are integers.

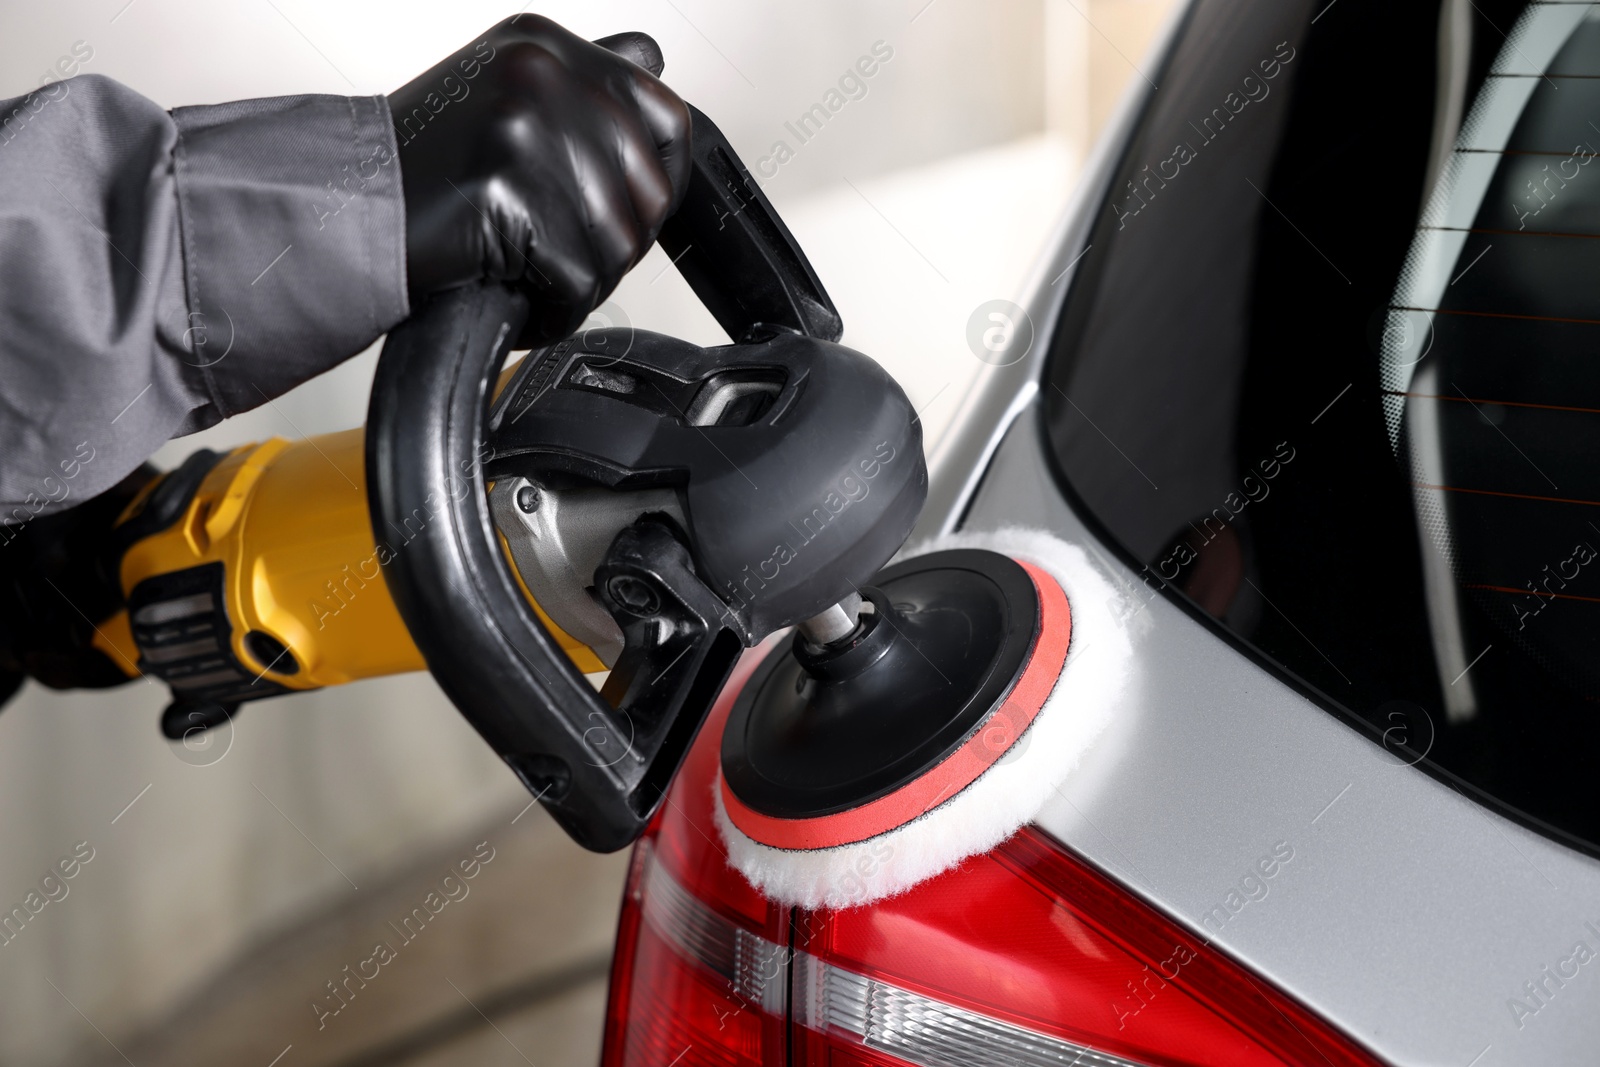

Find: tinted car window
<box><xmin>1044</xmin><ymin>0</ymin><xmax>1600</xmax><ymax>851</ymax></box>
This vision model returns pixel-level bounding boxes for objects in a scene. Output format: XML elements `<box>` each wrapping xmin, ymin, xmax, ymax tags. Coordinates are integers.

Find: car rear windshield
<box><xmin>1044</xmin><ymin>0</ymin><xmax>1600</xmax><ymax>853</ymax></box>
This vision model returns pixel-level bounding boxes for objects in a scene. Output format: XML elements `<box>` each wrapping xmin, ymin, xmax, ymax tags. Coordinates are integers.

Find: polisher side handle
<box><xmin>368</xmin><ymin>289</ymin><xmax>752</xmax><ymax>852</ymax></box>
<box><xmin>369</xmin><ymin>107</ymin><xmax>847</xmax><ymax>853</ymax></box>
<box><xmin>367</xmin><ymin>284</ymin><xmax>692</xmax><ymax>852</ymax></box>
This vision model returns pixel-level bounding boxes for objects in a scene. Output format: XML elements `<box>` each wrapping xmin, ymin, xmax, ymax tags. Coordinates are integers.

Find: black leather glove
<box><xmin>391</xmin><ymin>16</ymin><xmax>693</xmax><ymax>345</ymax></box>
<box><xmin>0</xmin><ymin>466</ymin><xmax>156</xmax><ymax>705</ymax></box>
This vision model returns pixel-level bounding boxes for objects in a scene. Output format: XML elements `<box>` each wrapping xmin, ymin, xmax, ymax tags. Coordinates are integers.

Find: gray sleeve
<box><xmin>0</xmin><ymin>73</ymin><xmax>408</xmax><ymax>521</ymax></box>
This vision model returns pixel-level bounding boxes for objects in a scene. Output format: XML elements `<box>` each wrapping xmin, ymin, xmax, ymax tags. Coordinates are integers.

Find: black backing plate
<box><xmin>720</xmin><ymin>548</ymin><xmax>1041</xmax><ymax>819</ymax></box>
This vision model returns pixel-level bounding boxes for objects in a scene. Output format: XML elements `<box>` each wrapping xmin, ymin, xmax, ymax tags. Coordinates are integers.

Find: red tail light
<box><xmin>602</xmin><ymin>673</ymin><xmax>1382</xmax><ymax>1067</ymax></box>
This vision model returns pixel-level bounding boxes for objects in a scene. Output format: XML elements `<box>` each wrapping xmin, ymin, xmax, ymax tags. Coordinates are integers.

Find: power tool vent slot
<box><xmin>128</xmin><ymin>562</ymin><xmax>287</xmax><ymax>706</ymax></box>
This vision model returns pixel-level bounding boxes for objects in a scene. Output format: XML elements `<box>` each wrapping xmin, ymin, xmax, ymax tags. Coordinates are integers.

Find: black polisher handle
<box><xmin>657</xmin><ymin>105</ymin><xmax>843</xmax><ymax>343</ymax></box>
<box><xmin>367</xmin><ymin>107</ymin><xmax>837</xmax><ymax>851</ymax></box>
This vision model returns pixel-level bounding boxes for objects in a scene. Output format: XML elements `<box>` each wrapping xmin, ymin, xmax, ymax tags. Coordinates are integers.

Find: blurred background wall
<box><xmin>0</xmin><ymin>1</ymin><xmax>1178</xmax><ymax>1063</ymax></box>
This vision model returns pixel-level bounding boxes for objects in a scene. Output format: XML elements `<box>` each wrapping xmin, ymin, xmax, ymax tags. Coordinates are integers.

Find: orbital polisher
<box><xmin>11</xmin><ymin>106</ymin><xmax>1126</xmax><ymax>901</ymax></box>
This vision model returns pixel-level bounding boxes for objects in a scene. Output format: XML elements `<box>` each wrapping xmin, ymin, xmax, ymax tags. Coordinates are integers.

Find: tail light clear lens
<box><xmin>602</xmin><ymin>677</ymin><xmax>1382</xmax><ymax>1067</ymax></box>
<box><xmin>601</xmin><ymin>663</ymin><xmax>791</xmax><ymax>1067</ymax></box>
<box><xmin>601</xmin><ymin>839</ymin><xmax>786</xmax><ymax>1066</ymax></box>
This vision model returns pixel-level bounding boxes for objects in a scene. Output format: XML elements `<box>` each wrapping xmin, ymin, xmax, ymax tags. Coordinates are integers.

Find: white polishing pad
<box><xmin>713</xmin><ymin>527</ymin><xmax>1138</xmax><ymax>910</ymax></box>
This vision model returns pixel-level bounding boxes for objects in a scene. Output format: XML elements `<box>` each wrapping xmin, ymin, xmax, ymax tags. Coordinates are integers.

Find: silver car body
<box><xmin>913</xmin><ymin>3</ymin><xmax>1600</xmax><ymax>1063</ymax></box>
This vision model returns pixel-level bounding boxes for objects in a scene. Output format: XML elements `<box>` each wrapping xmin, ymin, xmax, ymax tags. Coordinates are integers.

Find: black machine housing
<box><xmin>487</xmin><ymin>326</ymin><xmax>921</xmax><ymax>642</ymax></box>
<box><xmin>366</xmin><ymin>106</ymin><xmax>926</xmax><ymax>851</ymax></box>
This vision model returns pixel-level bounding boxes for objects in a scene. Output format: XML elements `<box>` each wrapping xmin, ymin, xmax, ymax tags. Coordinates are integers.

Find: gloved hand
<box><xmin>391</xmin><ymin>16</ymin><xmax>693</xmax><ymax>345</ymax></box>
<box><xmin>0</xmin><ymin>466</ymin><xmax>156</xmax><ymax>704</ymax></box>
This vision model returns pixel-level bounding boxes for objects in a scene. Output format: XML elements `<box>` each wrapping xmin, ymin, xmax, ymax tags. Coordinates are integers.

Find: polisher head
<box><xmin>719</xmin><ymin>548</ymin><xmax>1070</xmax><ymax>850</ymax></box>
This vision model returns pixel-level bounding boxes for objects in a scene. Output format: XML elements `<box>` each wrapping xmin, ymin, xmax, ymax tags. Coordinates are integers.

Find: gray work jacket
<box><xmin>0</xmin><ymin>74</ymin><xmax>408</xmax><ymax>519</ymax></box>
